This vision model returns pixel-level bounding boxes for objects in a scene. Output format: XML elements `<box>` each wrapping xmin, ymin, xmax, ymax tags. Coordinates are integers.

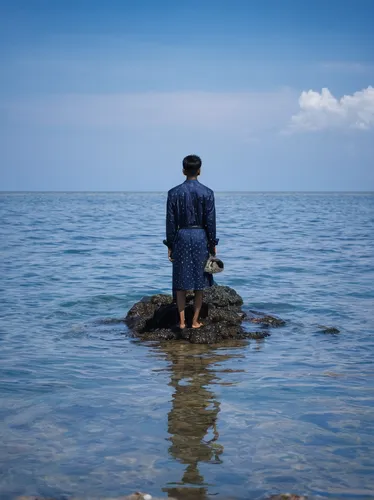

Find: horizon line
<box><xmin>1</xmin><ymin>190</ymin><xmax>373</xmax><ymax>194</ymax></box>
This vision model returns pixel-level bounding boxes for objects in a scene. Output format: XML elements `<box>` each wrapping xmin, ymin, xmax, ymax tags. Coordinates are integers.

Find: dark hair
<box><xmin>183</xmin><ymin>154</ymin><xmax>202</xmax><ymax>174</ymax></box>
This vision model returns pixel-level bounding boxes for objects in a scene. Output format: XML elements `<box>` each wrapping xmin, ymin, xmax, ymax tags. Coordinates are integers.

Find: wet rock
<box><xmin>245</xmin><ymin>331</ymin><xmax>271</xmax><ymax>340</ymax></box>
<box><xmin>125</xmin><ymin>285</ymin><xmax>283</xmax><ymax>344</ymax></box>
<box><xmin>202</xmin><ymin>285</ymin><xmax>243</xmax><ymax>307</ymax></box>
<box><xmin>247</xmin><ymin>311</ymin><xmax>286</xmax><ymax>327</ymax></box>
<box><xmin>208</xmin><ymin>307</ymin><xmax>244</xmax><ymax>325</ymax></box>
<box><xmin>317</xmin><ymin>325</ymin><xmax>340</xmax><ymax>334</ymax></box>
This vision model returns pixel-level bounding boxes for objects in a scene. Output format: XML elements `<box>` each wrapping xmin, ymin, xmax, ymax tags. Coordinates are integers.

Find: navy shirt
<box><xmin>166</xmin><ymin>179</ymin><xmax>219</xmax><ymax>252</ymax></box>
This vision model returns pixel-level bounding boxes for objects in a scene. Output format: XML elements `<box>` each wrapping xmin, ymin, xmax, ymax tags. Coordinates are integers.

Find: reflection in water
<box><xmin>152</xmin><ymin>341</ymin><xmax>247</xmax><ymax>500</ymax></box>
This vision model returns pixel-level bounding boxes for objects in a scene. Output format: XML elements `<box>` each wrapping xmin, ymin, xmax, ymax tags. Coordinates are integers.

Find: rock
<box><xmin>245</xmin><ymin>331</ymin><xmax>271</xmax><ymax>340</ymax></box>
<box><xmin>317</xmin><ymin>325</ymin><xmax>340</xmax><ymax>334</ymax></box>
<box><xmin>202</xmin><ymin>285</ymin><xmax>243</xmax><ymax>307</ymax></box>
<box><xmin>125</xmin><ymin>285</ymin><xmax>283</xmax><ymax>344</ymax></box>
<box><xmin>208</xmin><ymin>307</ymin><xmax>244</xmax><ymax>325</ymax></box>
<box><xmin>247</xmin><ymin>311</ymin><xmax>286</xmax><ymax>327</ymax></box>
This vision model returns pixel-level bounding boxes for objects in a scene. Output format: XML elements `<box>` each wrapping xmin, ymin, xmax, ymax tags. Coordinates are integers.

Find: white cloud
<box><xmin>289</xmin><ymin>86</ymin><xmax>374</xmax><ymax>132</ymax></box>
<box><xmin>6</xmin><ymin>87</ymin><xmax>373</xmax><ymax>140</ymax></box>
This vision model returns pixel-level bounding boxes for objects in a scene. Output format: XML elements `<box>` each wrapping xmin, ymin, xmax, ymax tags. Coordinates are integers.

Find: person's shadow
<box><xmin>151</xmin><ymin>340</ymin><xmax>247</xmax><ymax>500</ymax></box>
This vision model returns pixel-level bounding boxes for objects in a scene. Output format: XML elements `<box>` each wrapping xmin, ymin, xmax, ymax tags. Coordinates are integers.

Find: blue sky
<box><xmin>1</xmin><ymin>0</ymin><xmax>373</xmax><ymax>191</ymax></box>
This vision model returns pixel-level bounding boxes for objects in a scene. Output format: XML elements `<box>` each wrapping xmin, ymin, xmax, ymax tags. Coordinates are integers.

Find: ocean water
<box><xmin>0</xmin><ymin>192</ymin><xmax>373</xmax><ymax>500</ymax></box>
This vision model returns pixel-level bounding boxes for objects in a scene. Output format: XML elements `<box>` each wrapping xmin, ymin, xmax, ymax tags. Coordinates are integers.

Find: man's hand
<box><xmin>168</xmin><ymin>248</ymin><xmax>174</xmax><ymax>262</ymax></box>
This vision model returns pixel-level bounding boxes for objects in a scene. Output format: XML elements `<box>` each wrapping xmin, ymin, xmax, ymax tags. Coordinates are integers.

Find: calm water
<box><xmin>1</xmin><ymin>192</ymin><xmax>374</xmax><ymax>500</ymax></box>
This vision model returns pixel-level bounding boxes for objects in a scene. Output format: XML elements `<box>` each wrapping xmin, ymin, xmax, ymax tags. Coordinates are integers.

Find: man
<box><xmin>165</xmin><ymin>155</ymin><xmax>218</xmax><ymax>329</ymax></box>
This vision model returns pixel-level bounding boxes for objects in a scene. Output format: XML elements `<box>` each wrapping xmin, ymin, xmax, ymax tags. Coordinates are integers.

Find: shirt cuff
<box><xmin>163</xmin><ymin>239</ymin><xmax>173</xmax><ymax>249</ymax></box>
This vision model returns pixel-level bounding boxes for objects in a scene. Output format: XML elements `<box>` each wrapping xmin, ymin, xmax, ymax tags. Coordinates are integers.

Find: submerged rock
<box><xmin>125</xmin><ymin>285</ymin><xmax>283</xmax><ymax>344</ymax></box>
<box><xmin>317</xmin><ymin>325</ymin><xmax>340</xmax><ymax>334</ymax></box>
<box><xmin>248</xmin><ymin>311</ymin><xmax>286</xmax><ymax>327</ymax></box>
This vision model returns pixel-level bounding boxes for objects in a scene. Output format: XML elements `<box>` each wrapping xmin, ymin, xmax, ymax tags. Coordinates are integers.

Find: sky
<box><xmin>0</xmin><ymin>0</ymin><xmax>373</xmax><ymax>191</ymax></box>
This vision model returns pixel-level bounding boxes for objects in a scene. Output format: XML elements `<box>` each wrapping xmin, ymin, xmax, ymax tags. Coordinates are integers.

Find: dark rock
<box><xmin>244</xmin><ymin>331</ymin><xmax>271</xmax><ymax>340</ymax></box>
<box><xmin>202</xmin><ymin>285</ymin><xmax>243</xmax><ymax>307</ymax></box>
<box><xmin>247</xmin><ymin>310</ymin><xmax>286</xmax><ymax>327</ymax></box>
<box><xmin>126</xmin><ymin>294</ymin><xmax>173</xmax><ymax>333</ymax></box>
<box><xmin>317</xmin><ymin>325</ymin><xmax>340</xmax><ymax>334</ymax></box>
<box><xmin>208</xmin><ymin>307</ymin><xmax>244</xmax><ymax>325</ymax></box>
<box><xmin>125</xmin><ymin>285</ymin><xmax>282</xmax><ymax>344</ymax></box>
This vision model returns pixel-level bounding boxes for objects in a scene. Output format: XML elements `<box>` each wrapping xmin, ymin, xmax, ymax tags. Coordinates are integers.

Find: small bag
<box><xmin>204</xmin><ymin>255</ymin><xmax>224</xmax><ymax>274</ymax></box>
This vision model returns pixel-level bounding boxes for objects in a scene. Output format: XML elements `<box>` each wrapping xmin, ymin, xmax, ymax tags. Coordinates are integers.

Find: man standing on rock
<box><xmin>165</xmin><ymin>155</ymin><xmax>219</xmax><ymax>330</ymax></box>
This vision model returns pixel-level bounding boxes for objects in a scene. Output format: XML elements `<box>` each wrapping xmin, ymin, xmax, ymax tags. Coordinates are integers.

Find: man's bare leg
<box><xmin>176</xmin><ymin>290</ymin><xmax>186</xmax><ymax>329</ymax></box>
<box><xmin>192</xmin><ymin>290</ymin><xmax>203</xmax><ymax>328</ymax></box>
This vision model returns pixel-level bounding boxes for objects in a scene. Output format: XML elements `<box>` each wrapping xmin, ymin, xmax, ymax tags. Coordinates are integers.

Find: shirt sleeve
<box><xmin>165</xmin><ymin>192</ymin><xmax>177</xmax><ymax>249</ymax></box>
<box><xmin>205</xmin><ymin>191</ymin><xmax>219</xmax><ymax>252</ymax></box>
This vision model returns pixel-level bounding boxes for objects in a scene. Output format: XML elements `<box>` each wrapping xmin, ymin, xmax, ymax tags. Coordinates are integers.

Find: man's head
<box><xmin>183</xmin><ymin>154</ymin><xmax>202</xmax><ymax>178</ymax></box>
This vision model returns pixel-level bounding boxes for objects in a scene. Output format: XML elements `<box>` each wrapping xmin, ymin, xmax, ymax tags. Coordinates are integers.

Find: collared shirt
<box><xmin>166</xmin><ymin>179</ymin><xmax>219</xmax><ymax>250</ymax></box>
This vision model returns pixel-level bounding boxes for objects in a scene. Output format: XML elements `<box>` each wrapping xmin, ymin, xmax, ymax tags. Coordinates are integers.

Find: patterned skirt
<box><xmin>172</xmin><ymin>228</ymin><xmax>213</xmax><ymax>291</ymax></box>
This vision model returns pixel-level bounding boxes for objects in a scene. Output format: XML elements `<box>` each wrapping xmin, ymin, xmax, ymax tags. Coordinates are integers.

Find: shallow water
<box><xmin>0</xmin><ymin>192</ymin><xmax>374</xmax><ymax>500</ymax></box>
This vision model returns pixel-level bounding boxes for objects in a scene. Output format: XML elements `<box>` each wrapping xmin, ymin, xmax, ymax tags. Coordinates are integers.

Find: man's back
<box><xmin>167</xmin><ymin>179</ymin><xmax>215</xmax><ymax>229</ymax></box>
<box><xmin>165</xmin><ymin>154</ymin><xmax>218</xmax><ymax>329</ymax></box>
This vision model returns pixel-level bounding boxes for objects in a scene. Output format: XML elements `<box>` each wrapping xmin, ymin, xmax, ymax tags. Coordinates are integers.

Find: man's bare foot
<box><xmin>179</xmin><ymin>323</ymin><xmax>186</xmax><ymax>330</ymax></box>
<box><xmin>192</xmin><ymin>322</ymin><xmax>203</xmax><ymax>329</ymax></box>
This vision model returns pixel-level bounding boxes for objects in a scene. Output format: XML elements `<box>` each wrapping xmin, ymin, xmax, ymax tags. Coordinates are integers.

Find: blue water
<box><xmin>1</xmin><ymin>192</ymin><xmax>374</xmax><ymax>500</ymax></box>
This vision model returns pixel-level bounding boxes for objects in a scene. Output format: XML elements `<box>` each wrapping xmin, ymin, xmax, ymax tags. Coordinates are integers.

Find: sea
<box><xmin>0</xmin><ymin>192</ymin><xmax>373</xmax><ymax>500</ymax></box>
